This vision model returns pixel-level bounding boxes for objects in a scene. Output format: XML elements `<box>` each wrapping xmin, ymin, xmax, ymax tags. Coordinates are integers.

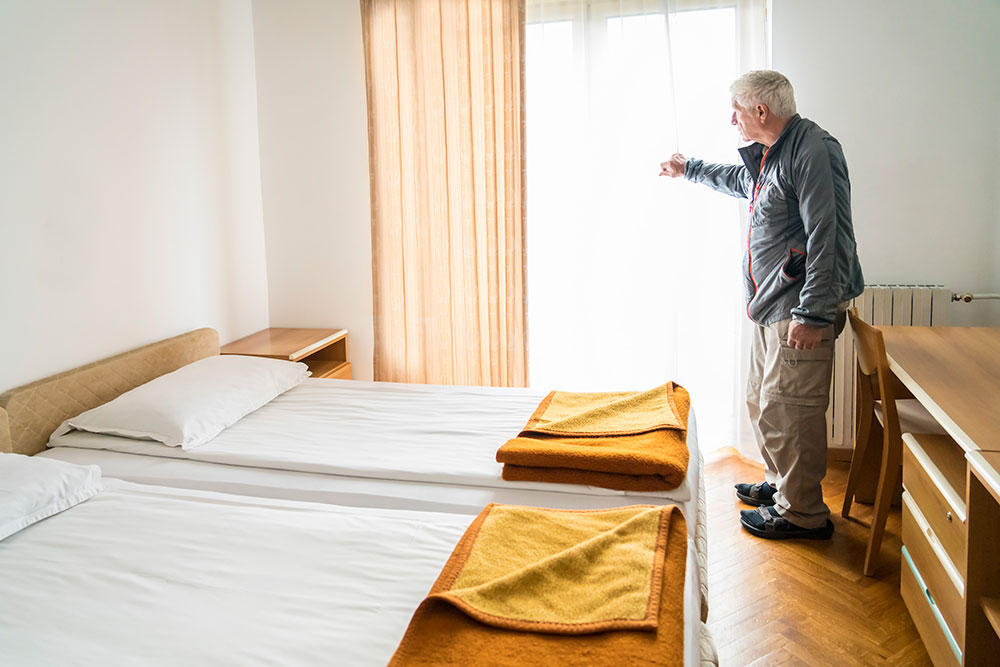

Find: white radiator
<box><xmin>827</xmin><ymin>285</ymin><xmax>952</xmax><ymax>454</ymax></box>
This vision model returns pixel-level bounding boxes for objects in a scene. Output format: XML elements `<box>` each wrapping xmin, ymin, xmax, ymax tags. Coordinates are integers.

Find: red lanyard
<box><xmin>749</xmin><ymin>149</ymin><xmax>769</xmax><ymax>214</ymax></box>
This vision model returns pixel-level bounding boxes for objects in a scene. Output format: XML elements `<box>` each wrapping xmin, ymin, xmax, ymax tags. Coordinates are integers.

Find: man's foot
<box><xmin>739</xmin><ymin>506</ymin><xmax>834</xmax><ymax>540</ymax></box>
<box><xmin>734</xmin><ymin>481</ymin><xmax>777</xmax><ymax>507</ymax></box>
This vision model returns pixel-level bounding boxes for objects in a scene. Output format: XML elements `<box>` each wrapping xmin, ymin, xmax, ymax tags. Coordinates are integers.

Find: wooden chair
<box><xmin>841</xmin><ymin>308</ymin><xmax>945</xmax><ymax>576</ymax></box>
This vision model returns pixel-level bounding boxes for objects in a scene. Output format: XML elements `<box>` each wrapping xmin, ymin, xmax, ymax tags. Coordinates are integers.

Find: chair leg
<box><xmin>842</xmin><ymin>407</ymin><xmax>874</xmax><ymax>518</ymax></box>
<box><xmin>863</xmin><ymin>433</ymin><xmax>902</xmax><ymax>577</ymax></box>
<box><xmin>854</xmin><ymin>420</ymin><xmax>884</xmax><ymax>504</ymax></box>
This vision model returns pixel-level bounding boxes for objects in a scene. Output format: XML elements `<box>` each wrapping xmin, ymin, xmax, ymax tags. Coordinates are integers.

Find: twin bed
<box><xmin>0</xmin><ymin>328</ymin><xmax>716</xmax><ymax>666</ymax></box>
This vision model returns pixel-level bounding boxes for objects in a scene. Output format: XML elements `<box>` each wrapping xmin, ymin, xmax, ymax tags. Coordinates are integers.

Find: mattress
<box><xmin>43</xmin><ymin>378</ymin><xmax>710</xmax><ymax>620</ymax></box>
<box><xmin>42</xmin><ymin>379</ymin><xmax>709</xmax><ymax>622</ymax></box>
<box><xmin>44</xmin><ymin>378</ymin><xmax>701</xmax><ymax>527</ymax></box>
<box><xmin>0</xmin><ymin>480</ymin><xmax>712</xmax><ymax>666</ymax></box>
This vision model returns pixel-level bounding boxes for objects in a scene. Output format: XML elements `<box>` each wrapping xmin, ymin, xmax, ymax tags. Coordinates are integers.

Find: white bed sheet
<box><xmin>42</xmin><ymin>378</ymin><xmax>707</xmax><ymax>623</ymax></box>
<box><xmin>48</xmin><ymin>379</ymin><xmax>696</xmax><ymax>504</ymax></box>
<box><xmin>0</xmin><ymin>480</ymin><xmax>706</xmax><ymax>667</ymax></box>
<box><xmin>39</xmin><ymin>445</ymin><xmax>700</xmax><ymax>537</ymax></box>
<box><xmin>39</xmin><ymin>447</ymin><xmax>711</xmax><ymax>626</ymax></box>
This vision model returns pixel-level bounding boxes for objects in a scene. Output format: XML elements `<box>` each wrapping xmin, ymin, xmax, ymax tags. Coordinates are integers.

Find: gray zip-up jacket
<box><xmin>684</xmin><ymin>115</ymin><xmax>864</xmax><ymax>327</ymax></box>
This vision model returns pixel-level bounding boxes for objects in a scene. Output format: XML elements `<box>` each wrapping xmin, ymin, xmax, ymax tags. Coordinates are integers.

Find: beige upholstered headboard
<box><xmin>0</xmin><ymin>328</ymin><xmax>219</xmax><ymax>456</ymax></box>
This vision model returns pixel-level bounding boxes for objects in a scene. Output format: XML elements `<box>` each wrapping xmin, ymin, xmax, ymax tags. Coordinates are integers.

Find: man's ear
<box><xmin>756</xmin><ymin>104</ymin><xmax>769</xmax><ymax>122</ymax></box>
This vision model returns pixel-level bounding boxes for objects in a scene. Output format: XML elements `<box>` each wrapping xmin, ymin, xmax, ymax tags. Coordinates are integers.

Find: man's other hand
<box><xmin>659</xmin><ymin>154</ymin><xmax>686</xmax><ymax>178</ymax></box>
<box><xmin>787</xmin><ymin>320</ymin><xmax>824</xmax><ymax>350</ymax></box>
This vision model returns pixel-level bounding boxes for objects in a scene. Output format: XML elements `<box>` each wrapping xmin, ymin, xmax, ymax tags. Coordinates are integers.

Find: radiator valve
<box><xmin>952</xmin><ymin>292</ymin><xmax>1000</xmax><ymax>302</ymax></box>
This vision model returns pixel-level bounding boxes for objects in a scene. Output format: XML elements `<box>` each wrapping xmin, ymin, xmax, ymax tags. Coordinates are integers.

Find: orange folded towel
<box><xmin>389</xmin><ymin>503</ymin><xmax>687</xmax><ymax>666</ymax></box>
<box><xmin>496</xmin><ymin>382</ymin><xmax>690</xmax><ymax>491</ymax></box>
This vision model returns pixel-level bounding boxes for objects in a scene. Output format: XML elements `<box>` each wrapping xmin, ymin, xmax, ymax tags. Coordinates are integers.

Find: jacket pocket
<box><xmin>780</xmin><ymin>249</ymin><xmax>806</xmax><ymax>281</ymax></box>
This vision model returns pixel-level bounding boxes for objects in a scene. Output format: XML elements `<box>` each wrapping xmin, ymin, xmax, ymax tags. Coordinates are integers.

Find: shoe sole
<box><xmin>739</xmin><ymin>517</ymin><xmax>834</xmax><ymax>540</ymax></box>
<box><xmin>735</xmin><ymin>490</ymin><xmax>776</xmax><ymax>507</ymax></box>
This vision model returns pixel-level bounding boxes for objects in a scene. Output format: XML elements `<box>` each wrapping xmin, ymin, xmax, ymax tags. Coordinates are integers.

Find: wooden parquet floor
<box><xmin>705</xmin><ymin>448</ymin><xmax>932</xmax><ymax>667</ymax></box>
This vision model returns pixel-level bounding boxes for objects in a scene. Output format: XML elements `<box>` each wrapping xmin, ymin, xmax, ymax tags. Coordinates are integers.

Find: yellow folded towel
<box><xmin>496</xmin><ymin>382</ymin><xmax>690</xmax><ymax>491</ymax></box>
<box><xmin>390</xmin><ymin>503</ymin><xmax>687</xmax><ymax>666</ymax></box>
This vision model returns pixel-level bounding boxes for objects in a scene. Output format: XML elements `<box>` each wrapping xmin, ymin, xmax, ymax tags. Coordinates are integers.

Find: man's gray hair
<box><xmin>730</xmin><ymin>70</ymin><xmax>797</xmax><ymax>119</ymax></box>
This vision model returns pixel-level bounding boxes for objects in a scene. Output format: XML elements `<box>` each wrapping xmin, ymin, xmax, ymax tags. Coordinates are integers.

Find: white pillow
<box><xmin>50</xmin><ymin>355</ymin><xmax>309</xmax><ymax>450</ymax></box>
<box><xmin>0</xmin><ymin>453</ymin><xmax>102</xmax><ymax>541</ymax></box>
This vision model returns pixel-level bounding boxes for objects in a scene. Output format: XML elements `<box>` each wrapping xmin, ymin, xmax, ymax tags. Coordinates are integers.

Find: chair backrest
<box><xmin>847</xmin><ymin>308</ymin><xmax>900</xmax><ymax>441</ymax></box>
<box><xmin>848</xmin><ymin>307</ymin><xmax>885</xmax><ymax>378</ymax></box>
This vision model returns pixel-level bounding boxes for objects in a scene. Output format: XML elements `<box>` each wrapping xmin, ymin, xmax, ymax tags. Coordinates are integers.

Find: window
<box><xmin>526</xmin><ymin>0</ymin><xmax>760</xmax><ymax>451</ymax></box>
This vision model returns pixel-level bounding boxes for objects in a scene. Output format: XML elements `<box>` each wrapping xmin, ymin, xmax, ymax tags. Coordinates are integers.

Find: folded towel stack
<box><xmin>495</xmin><ymin>382</ymin><xmax>691</xmax><ymax>492</ymax></box>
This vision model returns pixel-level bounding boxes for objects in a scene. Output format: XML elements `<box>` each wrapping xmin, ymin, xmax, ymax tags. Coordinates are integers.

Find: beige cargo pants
<box><xmin>746</xmin><ymin>309</ymin><xmax>847</xmax><ymax>529</ymax></box>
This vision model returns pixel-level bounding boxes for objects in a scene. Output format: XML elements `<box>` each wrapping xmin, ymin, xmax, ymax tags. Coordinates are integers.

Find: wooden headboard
<box><xmin>0</xmin><ymin>328</ymin><xmax>219</xmax><ymax>456</ymax></box>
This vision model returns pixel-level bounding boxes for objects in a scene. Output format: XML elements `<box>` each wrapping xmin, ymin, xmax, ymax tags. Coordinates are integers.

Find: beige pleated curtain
<box><xmin>362</xmin><ymin>0</ymin><xmax>527</xmax><ymax>386</ymax></box>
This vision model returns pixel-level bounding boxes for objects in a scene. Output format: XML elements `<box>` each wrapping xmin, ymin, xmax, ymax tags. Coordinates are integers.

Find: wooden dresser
<box><xmin>900</xmin><ymin>433</ymin><xmax>967</xmax><ymax>666</ymax></box>
<box><xmin>883</xmin><ymin>327</ymin><xmax>1000</xmax><ymax>666</ymax></box>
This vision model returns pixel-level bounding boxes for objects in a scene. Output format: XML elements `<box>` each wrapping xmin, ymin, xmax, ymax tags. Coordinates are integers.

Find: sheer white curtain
<box><xmin>525</xmin><ymin>0</ymin><xmax>767</xmax><ymax>456</ymax></box>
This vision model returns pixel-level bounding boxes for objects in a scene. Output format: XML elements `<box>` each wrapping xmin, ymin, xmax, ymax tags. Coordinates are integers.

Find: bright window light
<box><xmin>526</xmin><ymin>3</ymin><xmax>745</xmax><ymax>451</ymax></box>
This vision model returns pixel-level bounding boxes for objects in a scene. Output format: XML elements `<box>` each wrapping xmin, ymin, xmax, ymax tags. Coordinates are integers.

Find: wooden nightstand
<box><xmin>221</xmin><ymin>328</ymin><xmax>352</xmax><ymax>379</ymax></box>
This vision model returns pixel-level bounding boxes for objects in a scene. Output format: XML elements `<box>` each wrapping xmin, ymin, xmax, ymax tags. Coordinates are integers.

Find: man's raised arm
<box><xmin>660</xmin><ymin>153</ymin><xmax>752</xmax><ymax>199</ymax></box>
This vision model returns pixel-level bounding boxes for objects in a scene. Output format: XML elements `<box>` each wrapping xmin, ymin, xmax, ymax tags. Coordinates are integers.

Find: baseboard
<box><xmin>828</xmin><ymin>446</ymin><xmax>853</xmax><ymax>463</ymax></box>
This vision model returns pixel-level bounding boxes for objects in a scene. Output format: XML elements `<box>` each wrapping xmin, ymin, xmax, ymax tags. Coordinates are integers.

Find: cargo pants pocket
<box><xmin>765</xmin><ymin>345</ymin><xmax>834</xmax><ymax>407</ymax></box>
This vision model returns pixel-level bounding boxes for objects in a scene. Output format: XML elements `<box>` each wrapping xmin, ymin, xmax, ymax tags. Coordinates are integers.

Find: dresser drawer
<box><xmin>902</xmin><ymin>492</ymin><xmax>965</xmax><ymax>646</ymax></box>
<box><xmin>902</xmin><ymin>439</ymin><xmax>967</xmax><ymax>576</ymax></box>
<box><xmin>901</xmin><ymin>546</ymin><xmax>962</xmax><ymax>667</ymax></box>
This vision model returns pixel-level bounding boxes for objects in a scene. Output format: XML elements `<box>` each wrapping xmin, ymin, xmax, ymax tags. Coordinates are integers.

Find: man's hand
<box><xmin>659</xmin><ymin>154</ymin><xmax>686</xmax><ymax>178</ymax></box>
<box><xmin>787</xmin><ymin>320</ymin><xmax>824</xmax><ymax>350</ymax></box>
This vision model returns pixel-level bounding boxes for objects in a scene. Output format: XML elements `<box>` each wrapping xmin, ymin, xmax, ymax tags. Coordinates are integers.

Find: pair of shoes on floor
<box><xmin>739</xmin><ymin>506</ymin><xmax>834</xmax><ymax>540</ymax></box>
<box><xmin>734</xmin><ymin>481</ymin><xmax>777</xmax><ymax>507</ymax></box>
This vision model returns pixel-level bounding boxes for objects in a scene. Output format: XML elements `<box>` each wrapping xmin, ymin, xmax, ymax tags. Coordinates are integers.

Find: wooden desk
<box><xmin>962</xmin><ymin>451</ymin><xmax>1000</xmax><ymax>664</ymax></box>
<box><xmin>880</xmin><ymin>326</ymin><xmax>1000</xmax><ymax>665</ymax></box>
<box><xmin>881</xmin><ymin>327</ymin><xmax>1000</xmax><ymax>453</ymax></box>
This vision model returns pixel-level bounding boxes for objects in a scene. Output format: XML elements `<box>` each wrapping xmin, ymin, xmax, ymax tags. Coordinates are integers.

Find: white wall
<box><xmin>771</xmin><ymin>0</ymin><xmax>1000</xmax><ymax>325</ymax></box>
<box><xmin>0</xmin><ymin>0</ymin><xmax>269</xmax><ymax>390</ymax></box>
<box><xmin>5</xmin><ymin>0</ymin><xmax>991</xmax><ymax>391</ymax></box>
<box><xmin>251</xmin><ymin>0</ymin><xmax>374</xmax><ymax>380</ymax></box>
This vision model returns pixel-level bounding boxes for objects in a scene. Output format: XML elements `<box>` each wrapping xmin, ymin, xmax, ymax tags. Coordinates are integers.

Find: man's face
<box><xmin>731</xmin><ymin>100</ymin><xmax>759</xmax><ymax>143</ymax></box>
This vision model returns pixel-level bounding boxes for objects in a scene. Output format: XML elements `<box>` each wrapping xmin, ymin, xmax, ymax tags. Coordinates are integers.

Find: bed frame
<box><xmin>0</xmin><ymin>329</ymin><xmax>219</xmax><ymax>456</ymax></box>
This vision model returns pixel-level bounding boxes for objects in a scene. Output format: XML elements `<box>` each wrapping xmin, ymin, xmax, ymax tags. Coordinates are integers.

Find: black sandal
<box><xmin>739</xmin><ymin>506</ymin><xmax>834</xmax><ymax>540</ymax></box>
<box><xmin>734</xmin><ymin>481</ymin><xmax>777</xmax><ymax>507</ymax></box>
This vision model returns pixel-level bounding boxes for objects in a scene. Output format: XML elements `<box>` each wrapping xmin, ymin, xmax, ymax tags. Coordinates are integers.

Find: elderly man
<box><xmin>660</xmin><ymin>70</ymin><xmax>864</xmax><ymax>540</ymax></box>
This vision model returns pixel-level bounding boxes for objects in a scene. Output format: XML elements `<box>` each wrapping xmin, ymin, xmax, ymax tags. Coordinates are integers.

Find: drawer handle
<box><xmin>926</xmin><ymin>588</ymin><xmax>935</xmax><ymax>605</ymax></box>
<box><xmin>946</xmin><ymin>511</ymin><xmax>953</xmax><ymax>523</ymax></box>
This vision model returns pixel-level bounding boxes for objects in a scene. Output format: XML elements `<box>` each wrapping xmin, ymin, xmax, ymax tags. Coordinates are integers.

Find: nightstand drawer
<box><xmin>902</xmin><ymin>437</ymin><xmax>967</xmax><ymax>577</ymax></box>
<box><xmin>901</xmin><ymin>546</ymin><xmax>962</xmax><ymax>667</ymax></box>
<box><xmin>902</xmin><ymin>492</ymin><xmax>965</xmax><ymax>646</ymax></box>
